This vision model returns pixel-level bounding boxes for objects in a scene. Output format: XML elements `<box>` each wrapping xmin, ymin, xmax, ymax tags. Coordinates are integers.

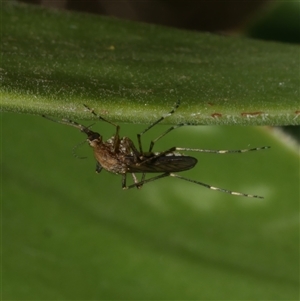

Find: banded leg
<box><xmin>148</xmin><ymin>124</ymin><xmax>185</xmax><ymax>152</ymax></box>
<box><xmin>132</xmin><ymin>172</ymin><xmax>146</xmax><ymax>189</ymax></box>
<box><xmin>122</xmin><ymin>172</ymin><xmax>263</xmax><ymax>198</ymax></box>
<box><xmin>139</xmin><ymin>145</ymin><xmax>270</xmax><ymax>166</ymax></box>
<box><xmin>137</xmin><ymin>99</ymin><xmax>181</xmax><ymax>154</ymax></box>
<box><xmin>131</xmin><ymin>173</ymin><xmax>143</xmax><ymax>189</ymax></box>
<box><xmin>122</xmin><ymin>173</ymin><xmax>143</xmax><ymax>190</ymax></box>
<box><xmin>83</xmin><ymin>104</ymin><xmax>121</xmax><ymax>152</ymax></box>
<box><xmin>123</xmin><ymin>173</ymin><xmax>171</xmax><ymax>189</ymax></box>
<box><xmin>175</xmin><ymin>146</ymin><xmax>270</xmax><ymax>154</ymax></box>
<box><xmin>170</xmin><ymin>173</ymin><xmax>263</xmax><ymax>199</ymax></box>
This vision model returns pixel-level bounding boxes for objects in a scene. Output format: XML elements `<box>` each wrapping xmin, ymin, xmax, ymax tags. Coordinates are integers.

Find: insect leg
<box><xmin>175</xmin><ymin>146</ymin><xmax>270</xmax><ymax>154</ymax></box>
<box><xmin>138</xmin><ymin>146</ymin><xmax>178</xmax><ymax>165</ymax></box>
<box><xmin>137</xmin><ymin>100</ymin><xmax>181</xmax><ymax>154</ymax></box>
<box><xmin>83</xmin><ymin>104</ymin><xmax>119</xmax><ymax>128</ymax></box>
<box><xmin>148</xmin><ymin>124</ymin><xmax>185</xmax><ymax>152</ymax></box>
<box><xmin>138</xmin><ymin>145</ymin><xmax>270</xmax><ymax>166</ymax></box>
<box><xmin>123</xmin><ymin>173</ymin><xmax>170</xmax><ymax>189</ymax></box>
<box><xmin>122</xmin><ymin>173</ymin><xmax>143</xmax><ymax>190</ymax></box>
<box><xmin>122</xmin><ymin>174</ymin><xmax>127</xmax><ymax>189</ymax></box>
<box><xmin>127</xmin><ymin>139</ymin><xmax>142</xmax><ymax>160</ymax></box>
<box><xmin>95</xmin><ymin>162</ymin><xmax>103</xmax><ymax>173</ymax></box>
<box><xmin>170</xmin><ymin>173</ymin><xmax>264</xmax><ymax>199</ymax></box>
<box><xmin>83</xmin><ymin>104</ymin><xmax>120</xmax><ymax>152</ymax></box>
<box><xmin>138</xmin><ymin>173</ymin><xmax>146</xmax><ymax>188</ymax></box>
<box><xmin>148</xmin><ymin>128</ymin><xmax>269</xmax><ymax>153</ymax></box>
<box><xmin>131</xmin><ymin>173</ymin><xmax>143</xmax><ymax>189</ymax></box>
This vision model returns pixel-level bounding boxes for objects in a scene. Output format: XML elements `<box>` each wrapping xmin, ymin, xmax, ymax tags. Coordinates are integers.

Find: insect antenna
<box><xmin>72</xmin><ymin>139</ymin><xmax>88</xmax><ymax>159</ymax></box>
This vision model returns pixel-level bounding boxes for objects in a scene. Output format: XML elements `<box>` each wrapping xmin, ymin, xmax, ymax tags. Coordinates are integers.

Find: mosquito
<box><xmin>42</xmin><ymin>100</ymin><xmax>270</xmax><ymax>198</ymax></box>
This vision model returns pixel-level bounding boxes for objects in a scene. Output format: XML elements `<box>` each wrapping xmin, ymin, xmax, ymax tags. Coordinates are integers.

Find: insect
<box><xmin>42</xmin><ymin>100</ymin><xmax>270</xmax><ymax>198</ymax></box>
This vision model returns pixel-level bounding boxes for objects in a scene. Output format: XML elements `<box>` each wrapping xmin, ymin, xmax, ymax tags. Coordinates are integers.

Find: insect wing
<box><xmin>129</xmin><ymin>155</ymin><xmax>197</xmax><ymax>173</ymax></box>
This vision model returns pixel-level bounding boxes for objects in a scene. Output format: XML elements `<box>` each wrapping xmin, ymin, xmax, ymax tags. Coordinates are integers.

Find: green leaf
<box><xmin>2</xmin><ymin>112</ymin><xmax>299</xmax><ymax>299</ymax></box>
<box><xmin>1</xmin><ymin>2</ymin><xmax>299</xmax><ymax>125</ymax></box>
<box><xmin>2</xmin><ymin>2</ymin><xmax>299</xmax><ymax>299</ymax></box>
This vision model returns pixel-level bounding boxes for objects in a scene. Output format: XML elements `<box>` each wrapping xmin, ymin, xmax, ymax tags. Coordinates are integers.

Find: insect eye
<box><xmin>88</xmin><ymin>133</ymin><xmax>101</xmax><ymax>141</ymax></box>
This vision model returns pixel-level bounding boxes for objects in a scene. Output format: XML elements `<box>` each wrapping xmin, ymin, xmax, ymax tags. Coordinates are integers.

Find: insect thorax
<box><xmin>105</xmin><ymin>136</ymin><xmax>133</xmax><ymax>155</ymax></box>
<box><xmin>92</xmin><ymin>136</ymin><xmax>134</xmax><ymax>174</ymax></box>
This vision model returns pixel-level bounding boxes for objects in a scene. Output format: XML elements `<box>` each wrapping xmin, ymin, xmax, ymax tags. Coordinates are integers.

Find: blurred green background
<box><xmin>2</xmin><ymin>0</ymin><xmax>299</xmax><ymax>299</ymax></box>
<box><xmin>2</xmin><ymin>112</ymin><xmax>299</xmax><ymax>299</ymax></box>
